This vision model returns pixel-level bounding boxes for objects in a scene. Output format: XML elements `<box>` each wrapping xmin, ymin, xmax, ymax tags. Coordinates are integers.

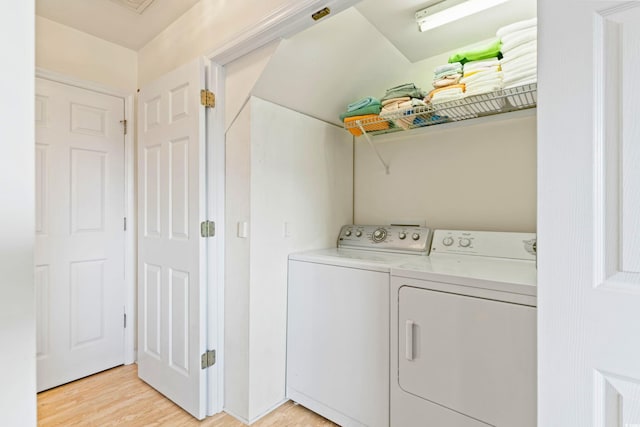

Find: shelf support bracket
<box><xmin>356</xmin><ymin>120</ymin><xmax>390</xmax><ymax>174</ymax></box>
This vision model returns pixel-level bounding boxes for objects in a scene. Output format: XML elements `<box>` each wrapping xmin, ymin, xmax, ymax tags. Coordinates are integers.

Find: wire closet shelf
<box><xmin>344</xmin><ymin>82</ymin><xmax>537</xmax><ymax>136</ymax></box>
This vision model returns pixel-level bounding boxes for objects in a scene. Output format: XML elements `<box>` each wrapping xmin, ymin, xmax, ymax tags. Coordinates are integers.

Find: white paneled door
<box><xmin>137</xmin><ymin>58</ymin><xmax>209</xmax><ymax>419</ymax></box>
<box><xmin>35</xmin><ymin>78</ymin><xmax>125</xmax><ymax>392</ymax></box>
<box><xmin>539</xmin><ymin>1</ymin><xmax>640</xmax><ymax>426</ymax></box>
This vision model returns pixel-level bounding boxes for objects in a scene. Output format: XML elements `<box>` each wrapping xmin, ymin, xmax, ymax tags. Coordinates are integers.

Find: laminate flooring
<box><xmin>38</xmin><ymin>364</ymin><xmax>337</xmax><ymax>426</ymax></box>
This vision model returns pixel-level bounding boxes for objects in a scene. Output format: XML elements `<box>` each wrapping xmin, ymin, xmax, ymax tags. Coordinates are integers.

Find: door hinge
<box><xmin>200</xmin><ymin>220</ymin><xmax>215</xmax><ymax>238</ymax></box>
<box><xmin>124</xmin><ymin>217</ymin><xmax>127</xmax><ymax>231</ymax></box>
<box><xmin>200</xmin><ymin>89</ymin><xmax>215</xmax><ymax>108</ymax></box>
<box><xmin>201</xmin><ymin>349</ymin><xmax>216</xmax><ymax>369</ymax></box>
<box><xmin>124</xmin><ymin>313</ymin><xmax>127</xmax><ymax>328</ymax></box>
<box><xmin>120</xmin><ymin>119</ymin><xmax>128</xmax><ymax>135</ymax></box>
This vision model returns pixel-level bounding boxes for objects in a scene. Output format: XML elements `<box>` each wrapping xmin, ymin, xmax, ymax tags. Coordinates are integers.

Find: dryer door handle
<box><xmin>405</xmin><ymin>320</ymin><xmax>415</xmax><ymax>361</ymax></box>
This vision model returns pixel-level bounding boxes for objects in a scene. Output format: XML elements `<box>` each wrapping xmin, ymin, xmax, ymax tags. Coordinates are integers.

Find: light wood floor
<box><xmin>38</xmin><ymin>364</ymin><xmax>337</xmax><ymax>426</ymax></box>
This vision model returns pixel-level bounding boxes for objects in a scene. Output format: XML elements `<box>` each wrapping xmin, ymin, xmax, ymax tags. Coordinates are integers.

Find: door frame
<box><xmin>35</xmin><ymin>68</ymin><xmax>136</xmax><ymax>365</ymax></box>
<box><xmin>202</xmin><ymin>0</ymin><xmax>360</xmax><ymax>416</ymax></box>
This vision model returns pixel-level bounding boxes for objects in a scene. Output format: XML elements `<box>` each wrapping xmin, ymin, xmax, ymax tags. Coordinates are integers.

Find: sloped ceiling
<box><xmin>36</xmin><ymin>0</ymin><xmax>200</xmax><ymax>50</ymax></box>
<box><xmin>253</xmin><ymin>7</ymin><xmax>416</xmax><ymax>127</ymax></box>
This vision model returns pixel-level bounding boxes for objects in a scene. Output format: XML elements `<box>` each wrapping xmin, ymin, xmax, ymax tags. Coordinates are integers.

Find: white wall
<box><xmin>355</xmin><ymin>113</ymin><xmax>537</xmax><ymax>232</ymax></box>
<box><xmin>36</xmin><ymin>16</ymin><xmax>138</xmax><ymax>93</ymax></box>
<box><xmin>224</xmin><ymin>101</ymin><xmax>252</xmax><ymax>420</ymax></box>
<box><xmin>225</xmin><ymin>40</ymin><xmax>281</xmax><ymax>132</ymax></box>
<box><xmin>225</xmin><ymin>97</ymin><xmax>353</xmax><ymax>422</ymax></box>
<box><xmin>0</xmin><ymin>2</ymin><xmax>36</xmax><ymax>426</ymax></box>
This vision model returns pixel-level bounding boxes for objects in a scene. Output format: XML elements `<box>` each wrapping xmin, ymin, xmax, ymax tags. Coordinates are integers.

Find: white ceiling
<box><xmin>36</xmin><ymin>0</ymin><xmax>200</xmax><ymax>50</ymax></box>
<box><xmin>356</xmin><ymin>0</ymin><xmax>537</xmax><ymax>62</ymax></box>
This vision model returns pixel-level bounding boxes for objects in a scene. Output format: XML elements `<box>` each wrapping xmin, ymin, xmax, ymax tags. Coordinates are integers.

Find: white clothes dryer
<box><xmin>287</xmin><ymin>224</ymin><xmax>433</xmax><ymax>427</ymax></box>
<box><xmin>390</xmin><ymin>230</ymin><xmax>537</xmax><ymax>427</ymax></box>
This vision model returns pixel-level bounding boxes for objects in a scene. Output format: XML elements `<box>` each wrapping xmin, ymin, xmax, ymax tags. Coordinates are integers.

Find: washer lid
<box><xmin>391</xmin><ymin>255</ymin><xmax>537</xmax><ymax>296</ymax></box>
<box><xmin>289</xmin><ymin>248</ymin><xmax>421</xmax><ymax>272</ymax></box>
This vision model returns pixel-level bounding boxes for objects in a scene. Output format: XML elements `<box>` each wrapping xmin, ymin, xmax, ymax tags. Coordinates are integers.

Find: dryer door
<box><xmin>398</xmin><ymin>284</ymin><xmax>536</xmax><ymax>427</ymax></box>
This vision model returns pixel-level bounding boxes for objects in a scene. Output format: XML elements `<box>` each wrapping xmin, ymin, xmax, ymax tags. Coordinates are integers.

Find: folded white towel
<box><xmin>501</xmin><ymin>28</ymin><xmax>537</xmax><ymax>52</ymax></box>
<box><xmin>465</xmin><ymin>81</ymin><xmax>504</xmax><ymax>96</ymax></box>
<box><xmin>463</xmin><ymin>58</ymin><xmax>500</xmax><ymax>72</ymax></box>
<box><xmin>503</xmin><ymin>69</ymin><xmax>537</xmax><ymax>85</ymax></box>
<box><xmin>501</xmin><ymin>40</ymin><xmax>537</xmax><ymax>61</ymax></box>
<box><xmin>501</xmin><ymin>57</ymin><xmax>537</xmax><ymax>74</ymax></box>
<box><xmin>497</xmin><ymin>18</ymin><xmax>537</xmax><ymax>38</ymax></box>
<box><xmin>432</xmin><ymin>87</ymin><xmax>465</xmax><ymax>103</ymax></box>
<box><xmin>505</xmin><ymin>77</ymin><xmax>537</xmax><ymax>89</ymax></box>
<box><xmin>461</xmin><ymin>70</ymin><xmax>503</xmax><ymax>86</ymax></box>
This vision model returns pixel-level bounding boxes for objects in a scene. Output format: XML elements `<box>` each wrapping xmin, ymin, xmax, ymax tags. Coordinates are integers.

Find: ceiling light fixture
<box><xmin>416</xmin><ymin>0</ymin><xmax>510</xmax><ymax>32</ymax></box>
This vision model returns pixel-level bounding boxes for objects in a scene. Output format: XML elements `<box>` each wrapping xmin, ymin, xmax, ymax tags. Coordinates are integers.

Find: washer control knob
<box><xmin>345</xmin><ymin>230</ymin><xmax>352</xmax><ymax>237</ymax></box>
<box><xmin>412</xmin><ymin>233</ymin><xmax>420</xmax><ymax>241</ymax></box>
<box><xmin>399</xmin><ymin>232</ymin><xmax>407</xmax><ymax>240</ymax></box>
<box><xmin>442</xmin><ymin>237</ymin><xmax>454</xmax><ymax>246</ymax></box>
<box><xmin>459</xmin><ymin>237</ymin><xmax>472</xmax><ymax>247</ymax></box>
<box><xmin>372</xmin><ymin>228</ymin><xmax>387</xmax><ymax>242</ymax></box>
<box><xmin>355</xmin><ymin>231</ymin><xmax>363</xmax><ymax>237</ymax></box>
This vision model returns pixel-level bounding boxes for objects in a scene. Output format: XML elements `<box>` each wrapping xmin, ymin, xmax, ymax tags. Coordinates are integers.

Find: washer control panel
<box><xmin>430</xmin><ymin>229</ymin><xmax>537</xmax><ymax>260</ymax></box>
<box><xmin>338</xmin><ymin>225</ymin><xmax>433</xmax><ymax>254</ymax></box>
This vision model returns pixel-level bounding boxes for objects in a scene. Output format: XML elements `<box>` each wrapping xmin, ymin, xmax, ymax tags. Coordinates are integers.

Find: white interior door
<box><xmin>539</xmin><ymin>1</ymin><xmax>640</xmax><ymax>425</ymax></box>
<box><xmin>35</xmin><ymin>78</ymin><xmax>125</xmax><ymax>392</ymax></box>
<box><xmin>137</xmin><ymin>58</ymin><xmax>208</xmax><ymax>419</ymax></box>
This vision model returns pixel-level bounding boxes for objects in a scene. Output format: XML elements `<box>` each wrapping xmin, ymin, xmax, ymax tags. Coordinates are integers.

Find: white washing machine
<box><xmin>390</xmin><ymin>230</ymin><xmax>537</xmax><ymax>427</ymax></box>
<box><xmin>287</xmin><ymin>224</ymin><xmax>433</xmax><ymax>427</ymax></box>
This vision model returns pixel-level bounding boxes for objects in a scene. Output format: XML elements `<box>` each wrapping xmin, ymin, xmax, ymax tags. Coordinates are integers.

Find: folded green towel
<box><xmin>381</xmin><ymin>83</ymin><xmax>427</xmax><ymax>102</ymax></box>
<box><xmin>448</xmin><ymin>39</ymin><xmax>503</xmax><ymax>65</ymax></box>
<box><xmin>339</xmin><ymin>104</ymin><xmax>382</xmax><ymax>122</ymax></box>
<box><xmin>347</xmin><ymin>97</ymin><xmax>380</xmax><ymax>112</ymax></box>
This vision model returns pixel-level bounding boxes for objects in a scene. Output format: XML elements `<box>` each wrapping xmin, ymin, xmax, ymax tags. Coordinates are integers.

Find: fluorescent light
<box><xmin>416</xmin><ymin>0</ymin><xmax>510</xmax><ymax>32</ymax></box>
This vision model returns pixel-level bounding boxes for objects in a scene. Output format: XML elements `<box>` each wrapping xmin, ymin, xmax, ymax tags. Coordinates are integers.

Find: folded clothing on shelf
<box><xmin>497</xmin><ymin>17</ymin><xmax>537</xmax><ymax>39</ymax></box>
<box><xmin>498</xmin><ymin>18</ymin><xmax>538</xmax><ymax>89</ymax></box>
<box><xmin>461</xmin><ymin>59</ymin><xmax>503</xmax><ymax>96</ymax></box>
<box><xmin>462</xmin><ymin>58</ymin><xmax>500</xmax><ymax>74</ymax></box>
<box><xmin>503</xmin><ymin>68</ymin><xmax>537</xmax><ymax>86</ymax></box>
<box><xmin>500</xmin><ymin>54</ymin><xmax>536</xmax><ymax>75</ymax></box>
<box><xmin>433</xmin><ymin>74</ymin><xmax>462</xmax><ymax>88</ymax></box>
<box><xmin>339</xmin><ymin>102</ymin><xmax>382</xmax><ymax>121</ymax></box>
<box><xmin>429</xmin><ymin>84</ymin><xmax>466</xmax><ymax>104</ymax></box>
<box><xmin>380</xmin><ymin>98</ymin><xmax>429</xmax><ymax>129</ymax></box>
<box><xmin>501</xmin><ymin>27</ymin><xmax>537</xmax><ymax>54</ymax></box>
<box><xmin>346</xmin><ymin>96</ymin><xmax>380</xmax><ymax>112</ymax></box>
<box><xmin>343</xmin><ymin>114</ymin><xmax>390</xmax><ymax>136</ymax></box>
<box><xmin>434</xmin><ymin>62</ymin><xmax>463</xmax><ymax>79</ymax></box>
<box><xmin>448</xmin><ymin>38</ymin><xmax>502</xmax><ymax>65</ymax></box>
<box><xmin>381</xmin><ymin>83</ymin><xmax>427</xmax><ymax>102</ymax></box>
<box><xmin>499</xmin><ymin>40</ymin><xmax>536</xmax><ymax>65</ymax></box>
<box><xmin>505</xmin><ymin>77</ymin><xmax>537</xmax><ymax>90</ymax></box>
<box><xmin>381</xmin><ymin>96</ymin><xmax>411</xmax><ymax>107</ymax></box>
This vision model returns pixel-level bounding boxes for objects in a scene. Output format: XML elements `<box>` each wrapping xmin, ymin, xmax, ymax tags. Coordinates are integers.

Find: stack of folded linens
<box><xmin>432</xmin><ymin>62</ymin><xmax>463</xmax><ymax>88</ymax></box>
<box><xmin>461</xmin><ymin>58</ymin><xmax>503</xmax><ymax>96</ymax></box>
<box><xmin>498</xmin><ymin>17</ymin><xmax>537</xmax><ymax>94</ymax></box>
<box><xmin>380</xmin><ymin>83</ymin><xmax>429</xmax><ymax>129</ymax></box>
<box><xmin>460</xmin><ymin>57</ymin><xmax>505</xmax><ymax>113</ymax></box>
<box><xmin>339</xmin><ymin>96</ymin><xmax>388</xmax><ymax>136</ymax></box>
<box><xmin>427</xmin><ymin>84</ymin><xmax>473</xmax><ymax>120</ymax></box>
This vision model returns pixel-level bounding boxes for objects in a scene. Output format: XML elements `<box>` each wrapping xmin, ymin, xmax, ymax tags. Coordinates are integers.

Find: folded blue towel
<box><xmin>347</xmin><ymin>97</ymin><xmax>380</xmax><ymax>112</ymax></box>
<box><xmin>434</xmin><ymin>62</ymin><xmax>462</xmax><ymax>76</ymax></box>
